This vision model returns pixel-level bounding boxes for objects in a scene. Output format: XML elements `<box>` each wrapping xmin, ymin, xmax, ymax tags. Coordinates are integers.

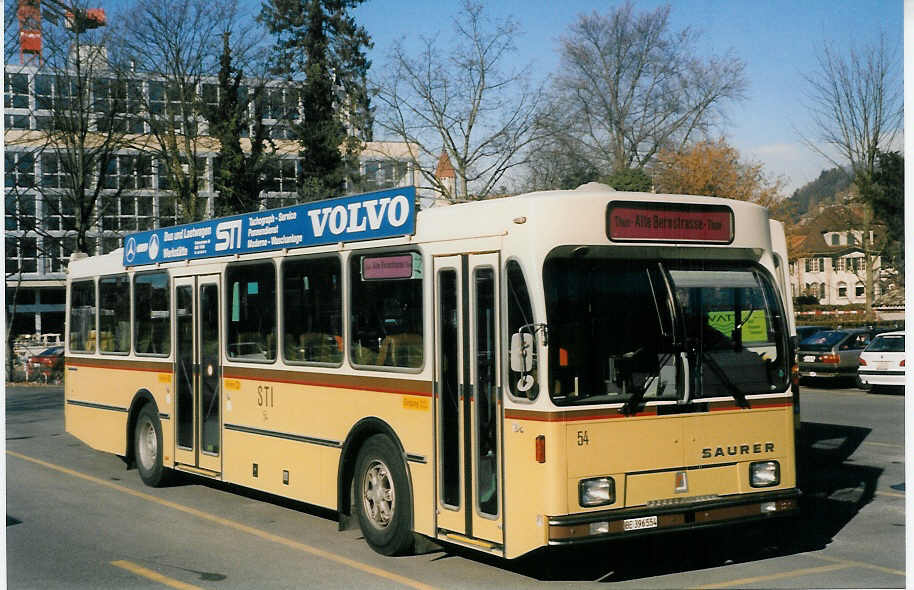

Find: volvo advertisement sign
<box><xmin>123</xmin><ymin>186</ymin><xmax>416</xmax><ymax>267</ymax></box>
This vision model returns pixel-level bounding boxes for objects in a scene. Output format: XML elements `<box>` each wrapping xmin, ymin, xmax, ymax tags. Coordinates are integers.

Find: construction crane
<box><xmin>17</xmin><ymin>0</ymin><xmax>106</xmax><ymax>63</ymax></box>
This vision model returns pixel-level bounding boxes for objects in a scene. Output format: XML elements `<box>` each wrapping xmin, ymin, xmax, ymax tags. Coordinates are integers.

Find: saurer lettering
<box><xmin>701</xmin><ymin>442</ymin><xmax>775</xmax><ymax>459</ymax></box>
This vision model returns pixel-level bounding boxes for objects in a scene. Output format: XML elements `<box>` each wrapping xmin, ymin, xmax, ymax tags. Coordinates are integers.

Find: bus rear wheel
<box><xmin>355</xmin><ymin>434</ymin><xmax>414</xmax><ymax>556</ymax></box>
<box><xmin>135</xmin><ymin>404</ymin><xmax>170</xmax><ymax>487</ymax></box>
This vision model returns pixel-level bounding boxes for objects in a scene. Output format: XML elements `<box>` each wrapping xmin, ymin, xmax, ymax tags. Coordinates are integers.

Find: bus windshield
<box><xmin>544</xmin><ymin>257</ymin><xmax>789</xmax><ymax>406</ymax></box>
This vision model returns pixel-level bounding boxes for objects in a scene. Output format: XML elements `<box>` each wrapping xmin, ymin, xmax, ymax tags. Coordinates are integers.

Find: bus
<box><xmin>64</xmin><ymin>183</ymin><xmax>799</xmax><ymax>559</ymax></box>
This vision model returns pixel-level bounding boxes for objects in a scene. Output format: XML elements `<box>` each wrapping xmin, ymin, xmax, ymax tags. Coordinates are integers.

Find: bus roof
<box><xmin>68</xmin><ymin>184</ymin><xmax>777</xmax><ymax>279</ymax></box>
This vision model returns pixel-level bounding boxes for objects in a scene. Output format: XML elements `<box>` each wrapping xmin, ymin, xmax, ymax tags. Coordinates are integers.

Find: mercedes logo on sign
<box><xmin>148</xmin><ymin>234</ymin><xmax>160</xmax><ymax>260</ymax></box>
<box><xmin>125</xmin><ymin>237</ymin><xmax>136</xmax><ymax>263</ymax></box>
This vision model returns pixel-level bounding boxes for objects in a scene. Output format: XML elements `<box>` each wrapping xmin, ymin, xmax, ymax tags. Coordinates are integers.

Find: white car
<box><xmin>857</xmin><ymin>331</ymin><xmax>906</xmax><ymax>392</ymax></box>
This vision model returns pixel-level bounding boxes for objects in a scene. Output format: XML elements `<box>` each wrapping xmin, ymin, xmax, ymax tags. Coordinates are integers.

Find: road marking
<box><xmin>875</xmin><ymin>490</ymin><xmax>905</xmax><ymax>499</ymax></box>
<box><xmin>808</xmin><ymin>552</ymin><xmax>906</xmax><ymax>577</ymax></box>
<box><xmin>111</xmin><ymin>560</ymin><xmax>203</xmax><ymax>590</ymax></box>
<box><xmin>863</xmin><ymin>440</ymin><xmax>904</xmax><ymax>449</ymax></box>
<box><xmin>691</xmin><ymin>563</ymin><xmax>852</xmax><ymax>588</ymax></box>
<box><xmin>8</xmin><ymin>450</ymin><xmax>440</xmax><ymax>590</ymax></box>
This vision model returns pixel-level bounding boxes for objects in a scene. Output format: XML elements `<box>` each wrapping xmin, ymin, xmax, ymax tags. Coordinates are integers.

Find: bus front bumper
<box><xmin>547</xmin><ymin>489</ymin><xmax>799</xmax><ymax>545</ymax></box>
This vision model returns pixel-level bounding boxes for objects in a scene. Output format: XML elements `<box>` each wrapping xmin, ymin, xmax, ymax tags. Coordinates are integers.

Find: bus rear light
<box><xmin>819</xmin><ymin>354</ymin><xmax>839</xmax><ymax>364</ymax></box>
<box><xmin>535</xmin><ymin>435</ymin><xmax>546</xmax><ymax>463</ymax></box>
<box><xmin>901</xmin><ymin>359</ymin><xmax>905</xmax><ymax>367</ymax></box>
<box><xmin>858</xmin><ymin>357</ymin><xmax>867</xmax><ymax>366</ymax></box>
<box><xmin>791</xmin><ymin>363</ymin><xmax>799</xmax><ymax>385</ymax></box>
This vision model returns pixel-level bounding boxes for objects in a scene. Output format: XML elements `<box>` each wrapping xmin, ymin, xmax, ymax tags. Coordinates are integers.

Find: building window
<box><xmin>263</xmin><ymin>158</ymin><xmax>298</xmax><ymax>194</ymax></box>
<box><xmin>831</xmin><ymin>233</ymin><xmax>839</xmax><ymax>246</ymax></box>
<box><xmin>6</xmin><ymin>151</ymin><xmax>35</xmax><ymax>188</ymax></box>
<box><xmin>5</xmin><ymin>236</ymin><xmax>37</xmax><ymax>274</ymax></box>
<box><xmin>47</xmin><ymin>236</ymin><xmax>77</xmax><ymax>273</ymax></box>
<box><xmin>834</xmin><ymin>257</ymin><xmax>845</xmax><ymax>272</ymax></box>
<box><xmin>855</xmin><ymin>282</ymin><xmax>865</xmax><ymax>298</ymax></box>
<box><xmin>837</xmin><ymin>282</ymin><xmax>847</xmax><ymax>297</ymax></box>
<box><xmin>819</xmin><ymin>283</ymin><xmax>826</xmax><ymax>299</ymax></box>
<box><xmin>362</xmin><ymin>159</ymin><xmax>409</xmax><ymax>191</ymax></box>
<box><xmin>4</xmin><ymin>72</ymin><xmax>29</xmax><ymax>109</ymax></box>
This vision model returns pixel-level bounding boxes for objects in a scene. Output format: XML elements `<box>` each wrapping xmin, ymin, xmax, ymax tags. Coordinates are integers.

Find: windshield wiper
<box><xmin>700</xmin><ymin>351</ymin><xmax>751</xmax><ymax>409</ymax></box>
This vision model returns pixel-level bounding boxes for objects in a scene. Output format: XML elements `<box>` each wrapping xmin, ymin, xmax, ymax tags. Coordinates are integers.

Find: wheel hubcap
<box><xmin>138</xmin><ymin>418</ymin><xmax>157</xmax><ymax>470</ymax></box>
<box><xmin>362</xmin><ymin>459</ymin><xmax>395</xmax><ymax>529</ymax></box>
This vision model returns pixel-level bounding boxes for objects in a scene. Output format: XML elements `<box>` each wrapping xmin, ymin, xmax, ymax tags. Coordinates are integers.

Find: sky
<box><xmin>351</xmin><ymin>0</ymin><xmax>903</xmax><ymax>195</ymax></box>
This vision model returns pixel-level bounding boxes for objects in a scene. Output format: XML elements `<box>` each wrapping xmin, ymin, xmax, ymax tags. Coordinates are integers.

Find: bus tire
<box><xmin>134</xmin><ymin>404</ymin><xmax>170</xmax><ymax>487</ymax></box>
<box><xmin>354</xmin><ymin>434</ymin><xmax>413</xmax><ymax>556</ymax></box>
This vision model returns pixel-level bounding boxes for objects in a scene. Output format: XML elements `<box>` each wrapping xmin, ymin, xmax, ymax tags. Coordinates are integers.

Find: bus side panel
<box><xmin>502</xmin><ymin>416</ymin><xmax>566</xmax><ymax>559</ymax></box>
<box><xmin>65</xmin><ymin>363</ymin><xmax>175</xmax><ymax>463</ymax></box>
<box><xmin>220</xmin><ymin>375</ymin><xmax>436</xmax><ymax>536</ymax></box>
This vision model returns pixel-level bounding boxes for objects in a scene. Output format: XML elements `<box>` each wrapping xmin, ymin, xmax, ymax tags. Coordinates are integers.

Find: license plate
<box><xmin>808</xmin><ymin>371</ymin><xmax>817</xmax><ymax>376</ymax></box>
<box><xmin>623</xmin><ymin>516</ymin><xmax>658</xmax><ymax>531</ymax></box>
<box><xmin>803</xmin><ymin>355</ymin><xmax>816</xmax><ymax>362</ymax></box>
<box><xmin>876</xmin><ymin>362</ymin><xmax>889</xmax><ymax>371</ymax></box>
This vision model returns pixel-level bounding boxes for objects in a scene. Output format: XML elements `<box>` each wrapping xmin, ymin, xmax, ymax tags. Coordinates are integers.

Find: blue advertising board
<box><xmin>123</xmin><ymin>186</ymin><xmax>416</xmax><ymax>267</ymax></box>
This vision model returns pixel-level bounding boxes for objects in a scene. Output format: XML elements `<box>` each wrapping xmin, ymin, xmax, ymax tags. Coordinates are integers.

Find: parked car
<box><xmin>797</xmin><ymin>328</ymin><xmax>875</xmax><ymax>381</ymax></box>
<box><xmin>26</xmin><ymin>346</ymin><xmax>64</xmax><ymax>383</ymax></box>
<box><xmin>857</xmin><ymin>331</ymin><xmax>905</xmax><ymax>393</ymax></box>
<box><xmin>796</xmin><ymin>326</ymin><xmax>824</xmax><ymax>342</ymax></box>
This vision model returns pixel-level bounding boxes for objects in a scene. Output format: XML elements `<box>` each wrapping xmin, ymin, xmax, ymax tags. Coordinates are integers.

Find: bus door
<box><xmin>173</xmin><ymin>275</ymin><xmax>222</xmax><ymax>474</ymax></box>
<box><xmin>434</xmin><ymin>254</ymin><xmax>503</xmax><ymax>547</ymax></box>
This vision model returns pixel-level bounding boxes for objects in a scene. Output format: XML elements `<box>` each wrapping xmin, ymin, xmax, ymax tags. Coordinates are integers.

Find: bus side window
<box><xmin>69</xmin><ymin>279</ymin><xmax>96</xmax><ymax>353</ymax></box>
<box><xmin>99</xmin><ymin>274</ymin><xmax>130</xmax><ymax>354</ymax></box>
<box><xmin>506</xmin><ymin>260</ymin><xmax>538</xmax><ymax>400</ymax></box>
<box><xmin>134</xmin><ymin>272</ymin><xmax>170</xmax><ymax>356</ymax></box>
<box><xmin>282</xmin><ymin>256</ymin><xmax>342</xmax><ymax>365</ymax></box>
<box><xmin>227</xmin><ymin>261</ymin><xmax>277</xmax><ymax>362</ymax></box>
<box><xmin>349</xmin><ymin>251</ymin><xmax>423</xmax><ymax>369</ymax></box>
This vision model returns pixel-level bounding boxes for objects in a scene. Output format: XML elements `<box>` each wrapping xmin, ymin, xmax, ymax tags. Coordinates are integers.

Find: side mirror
<box><xmin>510</xmin><ymin>332</ymin><xmax>534</xmax><ymax>373</ymax></box>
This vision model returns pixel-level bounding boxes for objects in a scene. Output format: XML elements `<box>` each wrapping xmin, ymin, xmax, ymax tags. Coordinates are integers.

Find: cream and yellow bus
<box><xmin>65</xmin><ymin>183</ymin><xmax>799</xmax><ymax>559</ymax></box>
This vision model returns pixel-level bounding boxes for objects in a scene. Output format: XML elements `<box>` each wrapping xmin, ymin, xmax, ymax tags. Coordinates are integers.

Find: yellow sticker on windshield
<box><xmin>706</xmin><ymin>311</ymin><xmax>768</xmax><ymax>342</ymax></box>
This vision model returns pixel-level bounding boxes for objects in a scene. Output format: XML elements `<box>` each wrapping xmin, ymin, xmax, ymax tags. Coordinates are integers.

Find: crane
<box><xmin>17</xmin><ymin>0</ymin><xmax>106</xmax><ymax>64</ymax></box>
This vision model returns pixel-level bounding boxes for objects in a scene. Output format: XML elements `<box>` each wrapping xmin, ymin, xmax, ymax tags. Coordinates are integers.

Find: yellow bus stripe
<box><xmin>111</xmin><ymin>560</ymin><xmax>203</xmax><ymax>590</ymax></box>
<box><xmin>9</xmin><ymin>451</ymin><xmax>440</xmax><ymax>590</ymax></box>
<box><xmin>692</xmin><ymin>563</ymin><xmax>851</xmax><ymax>588</ymax></box>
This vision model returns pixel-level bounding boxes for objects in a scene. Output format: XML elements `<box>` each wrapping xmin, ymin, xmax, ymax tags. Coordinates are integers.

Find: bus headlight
<box><xmin>750</xmin><ymin>461</ymin><xmax>780</xmax><ymax>487</ymax></box>
<box><xmin>579</xmin><ymin>477</ymin><xmax>615</xmax><ymax>507</ymax></box>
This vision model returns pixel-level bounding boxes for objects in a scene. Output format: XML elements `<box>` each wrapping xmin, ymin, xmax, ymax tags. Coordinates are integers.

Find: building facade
<box><xmin>786</xmin><ymin>205</ymin><xmax>892</xmax><ymax>305</ymax></box>
<box><xmin>5</xmin><ymin>62</ymin><xmax>417</xmax><ymax>339</ymax></box>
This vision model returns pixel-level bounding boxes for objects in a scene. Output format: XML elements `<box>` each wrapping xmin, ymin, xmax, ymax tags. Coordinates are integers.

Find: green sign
<box><xmin>706</xmin><ymin>310</ymin><xmax>768</xmax><ymax>342</ymax></box>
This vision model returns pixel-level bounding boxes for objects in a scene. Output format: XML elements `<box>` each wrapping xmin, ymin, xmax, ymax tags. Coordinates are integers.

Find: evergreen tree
<box><xmin>259</xmin><ymin>0</ymin><xmax>373</xmax><ymax>201</ymax></box>
<box><xmin>206</xmin><ymin>32</ymin><xmax>273</xmax><ymax>216</ymax></box>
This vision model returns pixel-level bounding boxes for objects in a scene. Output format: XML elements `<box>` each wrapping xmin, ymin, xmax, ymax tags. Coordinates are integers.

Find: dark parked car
<box><xmin>797</xmin><ymin>329</ymin><xmax>874</xmax><ymax>380</ymax></box>
<box><xmin>26</xmin><ymin>345</ymin><xmax>64</xmax><ymax>383</ymax></box>
<box><xmin>796</xmin><ymin>326</ymin><xmax>824</xmax><ymax>342</ymax></box>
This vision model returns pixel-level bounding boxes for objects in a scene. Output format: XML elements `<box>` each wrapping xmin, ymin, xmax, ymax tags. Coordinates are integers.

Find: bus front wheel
<box><xmin>354</xmin><ymin>434</ymin><xmax>414</xmax><ymax>556</ymax></box>
<box><xmin>135</xmin><ymin>404</ymin><xmax>170</xmax><ymax>487</ymax></box>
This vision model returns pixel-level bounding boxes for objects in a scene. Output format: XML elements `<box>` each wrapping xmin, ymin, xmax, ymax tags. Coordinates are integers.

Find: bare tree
<box><xmin>373</xmin><ymin>1</ymin><xmax>541</xmax><ymax>203</ymax></box>
<box><xmin>5</xmin><ymin>1</ymin><xmax>137</xmax><ymax>256</ymax></box>
<box><xmin>800</xmin><ymin>34</ymin><xmax>902</xmax><ymax>319</ymax></box>
<box><xmin>534</xmin><ymin>1</ymin><xmax>746</xmax><ymax>179</ymax></box>
<box><xmin>112</xmin><ymin>0</ymin><xmax>268</xmax><ymax>222</ymax></box>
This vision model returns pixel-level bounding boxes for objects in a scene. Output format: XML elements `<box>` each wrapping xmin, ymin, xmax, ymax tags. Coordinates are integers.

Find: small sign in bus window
<box><xmin>362</xmin><ymin>253</ymin><xmax>422</xmax><ymax>280</ymax></box>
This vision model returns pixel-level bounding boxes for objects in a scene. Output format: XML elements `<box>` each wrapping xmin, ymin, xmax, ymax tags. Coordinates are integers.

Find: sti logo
<box><xmin>215</xmin><ymin>220</ymin><xmax>243</xmax><ymax>252</ymax></box>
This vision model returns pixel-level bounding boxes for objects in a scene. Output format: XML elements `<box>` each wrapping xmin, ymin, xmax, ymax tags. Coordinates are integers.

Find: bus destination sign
<box><xmin>606</xmin><ymin>201</ymin><xmax>733</xmax><ymax>244</ymax></box>
<box><xmin>123</xmin><ymin>186</ymin><xmax>416</xmax><ymax>266</ymax></box>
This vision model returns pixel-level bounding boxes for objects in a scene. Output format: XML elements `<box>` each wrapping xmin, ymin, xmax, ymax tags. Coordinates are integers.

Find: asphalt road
<box><xmin>5</xmin><ymin>382</ymin><xmax>906</xmax><ymax>589</ymax></box>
